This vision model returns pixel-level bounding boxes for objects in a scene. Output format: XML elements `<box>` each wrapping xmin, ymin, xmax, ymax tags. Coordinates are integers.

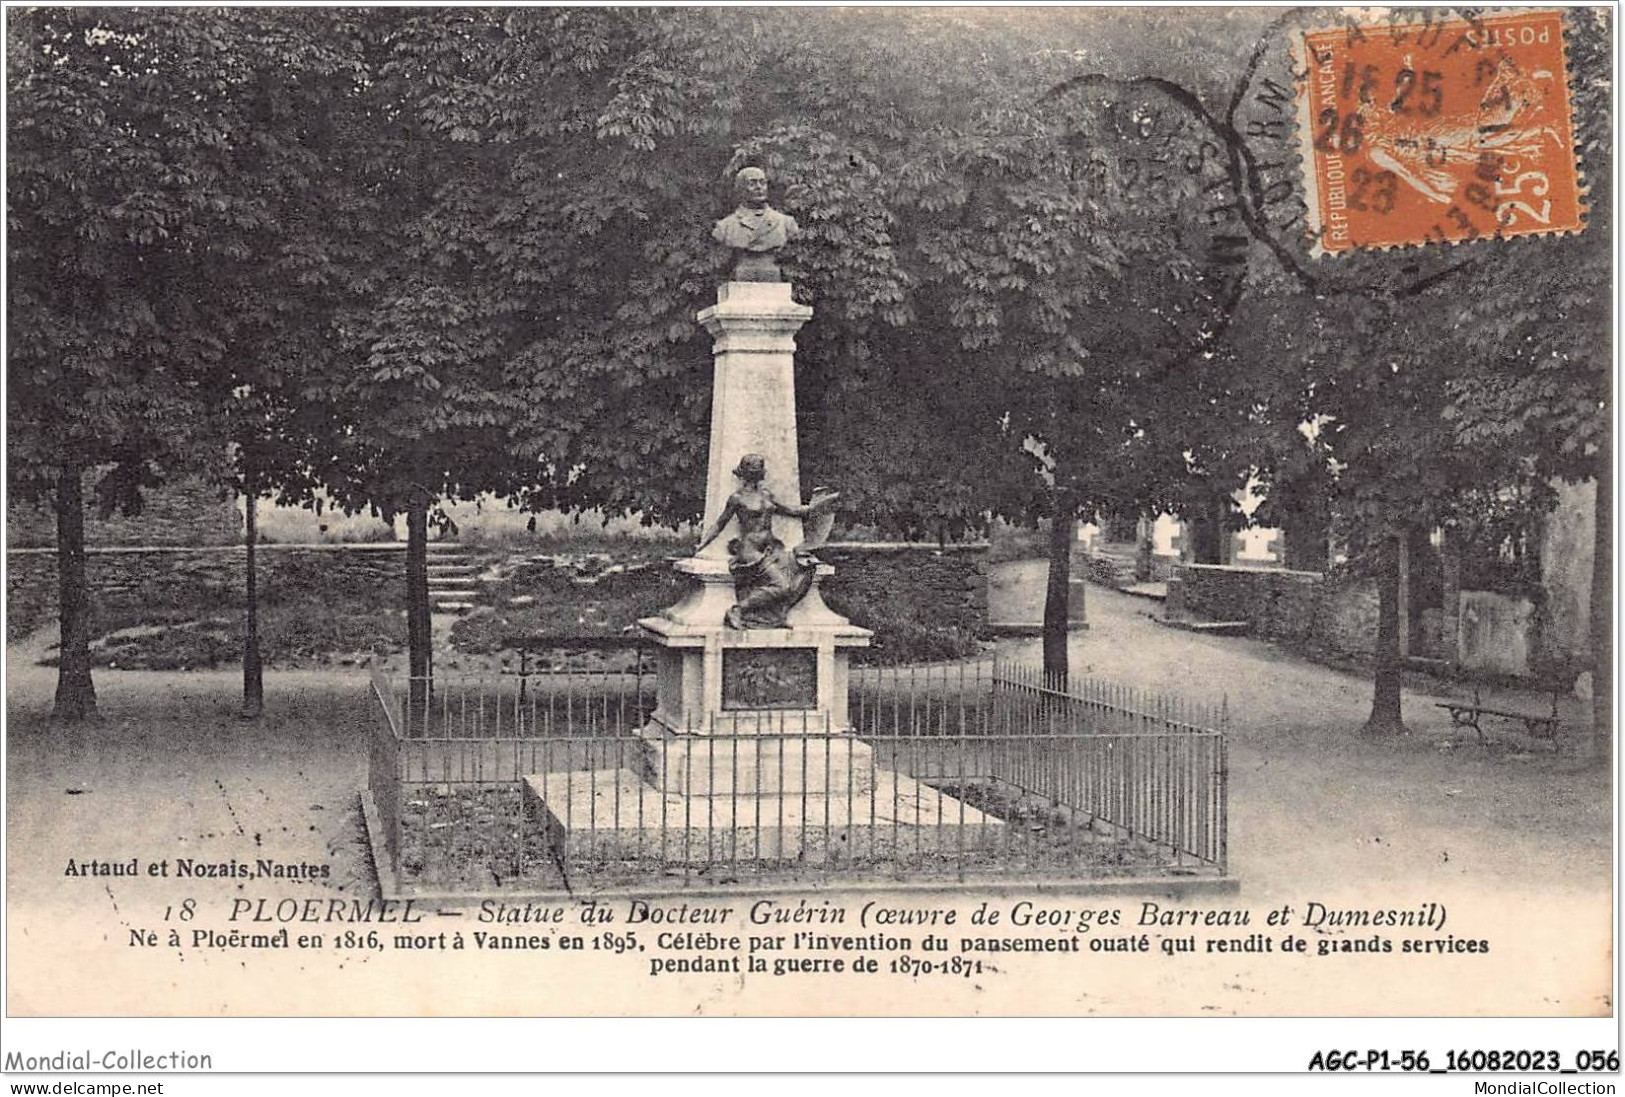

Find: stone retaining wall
<box><xmin>1078</xmin><ymin>550</ymin><xmax>1137</xmax><ymax>590</ymax></box>
<box><xmin>820</xmin><ymin>542</ymin><xmax>989</xmax><ymax>640</ymax></box>
<box><xmin>7</xmin><ymin>473</ymin><xmax>242</xmax><ymax>549</ymax></box>
<box><xmin>1459</xmin><ymin>590</ymin><xmax>1535</xmax><ymax>677</ymax></box>
<box><xmin>985</xmin><ymin>521</ymin><xmax>1047</xmax><ymax>564</ymax></box>
<box><xmin>1147</xmin><ymin>554</ymin><xmax>1180</xmax><ymax>582</ymax></box>
<box><xmin>1178</xmin><ymin>560</ymin><xmax>1566</xmax><ymax>677</ymax></box>
<box><xmin>1177</xmin><ymin>562</ymin><xmax>1378</xmax><ymax>657</ymax></box>
<box><xmin>8</xmin><ymin>542</ymin><xmax>992</xmax><ymax>653</ymax></box>
<box><xmin>1538</xmin><ymin>478</ymin><xmax>1595</xmax><ymax>670</ymax></box>
<box><xmin>1315</xmin><ymin>575</ymin><xmax>1381</xmax><ymax>657</ymax></box>
<box><xmin>6</xmin><ymin>544</ymin><xmax>409</xmax><ymax>641</ymax></box>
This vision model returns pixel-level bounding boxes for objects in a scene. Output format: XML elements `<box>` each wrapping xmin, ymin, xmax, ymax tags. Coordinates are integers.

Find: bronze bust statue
<box><xmin>694</xmin><ymin>453</ymin><xmax>837</xmax><ymax>629</ymax></box>
<box><xmin>712</xmin><ymin>167</ymin><xmax>799</xmax><ymax>282</ymax></box>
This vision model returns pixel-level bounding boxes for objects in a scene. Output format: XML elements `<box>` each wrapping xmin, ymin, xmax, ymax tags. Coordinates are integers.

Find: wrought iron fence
<box><xmin>365</xmin><ymin>660</ymin><xmax>1227</xmax><ymax>895</ymax></box>
<box><xmin>377</xmin><ymin>664</ymin><xmax>656</xmax><ymax>741</ymax></box>
<box><xmin>854</xmin><ymin>660</ymin><xmax>1229</xmax><ymax>738</ymax></box>
<box><xmin>366</xmin><ymin>676</ymin><xmax>403</xmax><ymax>879</ymax></box>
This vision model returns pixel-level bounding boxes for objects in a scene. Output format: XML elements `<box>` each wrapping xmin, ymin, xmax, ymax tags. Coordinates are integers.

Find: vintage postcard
<box><xmin>3</xmin><ymin>3</ymin><xmax>1616</xmax><ymax>1078</ymax></box>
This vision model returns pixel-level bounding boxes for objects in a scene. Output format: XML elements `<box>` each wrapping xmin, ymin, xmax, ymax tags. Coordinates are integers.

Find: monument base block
<box><xmin>634</xmin><ymin>725</ymin><xmax>877</xmax><ymax>796</ymax></box>
<box><xmin>523</xmin><ymin>767</ymin><xmax>1002</xmax><ymax>866</ymax></box>
<box><xmin>638</xmin><ymin>557</ymin><xmax>871</xmax><ymax>733</ymax></box>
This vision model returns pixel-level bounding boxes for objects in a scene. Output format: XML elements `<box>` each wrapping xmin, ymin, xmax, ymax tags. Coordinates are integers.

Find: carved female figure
<box><xmin>694</xmin><ymin>453</ymin><xmax>837</xmax><ymax>629</ymax></box>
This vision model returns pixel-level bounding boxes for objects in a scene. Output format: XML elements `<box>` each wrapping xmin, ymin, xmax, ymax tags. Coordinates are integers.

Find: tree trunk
<box><xmin>1043</xmin><ymin>490</ymin><xmax>1075</xmax><ymax>689</ymax></box>
<box><xmin>1591</xmin><ymin>453</ymin><xmax>1611</xmax><ymax>764</ymax></box>
<box><xmin>1190</xmin><ymin>497</ymin><xmax>1225</xmax><ymax>565</ymax></box>
<box><xmin>241</xmin><ymin>484</ymin><xmax>264</xmax><ymax>719</ymax></box>
<box><xmin>1134</xmin><ymin>513</ymin><xmax>1154</xmax><ymax>582</ymax></box>
<box><xmin>1282</xmin><ymin>491</ymin><xmax>1330</xmax><ymax>572</ymax></box>
<box><xmin>405</xmin><ymin>495</ymin><xmax>432</xmax><ymax>734</ymax></box>
<box><xmin>52</xmin><ymin>462</ymin><xmax>98</xmax><ymax>721</ymax></box>
<box><xmin>1363</xmin><ymin>529</ymin><xmax>1407</xmax><ymax>735</ymax></box>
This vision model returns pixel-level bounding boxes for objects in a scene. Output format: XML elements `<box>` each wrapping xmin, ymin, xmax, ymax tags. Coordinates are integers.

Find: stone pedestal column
<box><xmin>638</xmin><ymin>280</ymin><xmax>870</xmax><ymax>746</ymax></box>
<box><xmin>696</xmin><ymin>281</ymin><xmax>812</xmax><ymax>558</ymax></box>
<box><xmin>1440</xmin><ymin>532</ymin><xmax>1462</xmax><ymax>666</ymax></box>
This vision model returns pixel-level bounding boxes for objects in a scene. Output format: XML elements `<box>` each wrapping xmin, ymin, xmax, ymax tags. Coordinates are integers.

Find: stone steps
<box><xmin>424</xmin><ymin>547</ymin><xmax>484</xmax><ymax>615</ymax></box>
<box><xmin>1157</xmin><ymin>617</ymin><xmax>1250</xmax><ymax>636</ymax></box>
<box><xmin>1078</xmin><ymin>548</ymin><xmax>1140</xmax><ymax>590</ymax></box>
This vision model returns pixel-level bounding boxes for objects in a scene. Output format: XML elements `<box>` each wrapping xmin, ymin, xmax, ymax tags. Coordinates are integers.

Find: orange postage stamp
<box><xmin>1296</xmin><ymin>9</ymin><xmax>1584</xmax><ymax>254</ymax></box>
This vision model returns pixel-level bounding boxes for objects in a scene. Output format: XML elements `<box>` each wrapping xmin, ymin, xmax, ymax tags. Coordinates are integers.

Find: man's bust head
<box><xmin>713</xmin><ymin>166</ymin><xmax>799</xmax><ymax>281</ymax></box>
<box><xmin>735</xmin><ymin>166</ymin><xmax>770</xmax><ymax>209</ymax></box>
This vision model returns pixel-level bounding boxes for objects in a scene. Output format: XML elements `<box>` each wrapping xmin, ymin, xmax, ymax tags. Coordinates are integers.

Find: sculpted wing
<box><xmin>797</xmin><ymin>489</ymin><xmax>840</xmax><ymax>551</ymax></box>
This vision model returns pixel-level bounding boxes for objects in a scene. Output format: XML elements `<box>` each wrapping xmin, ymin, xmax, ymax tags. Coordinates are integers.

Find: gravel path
<box><xmin>997</xmin><ymin>587</ymin><xmax>1609</xmax><ymax>894</ymax></box>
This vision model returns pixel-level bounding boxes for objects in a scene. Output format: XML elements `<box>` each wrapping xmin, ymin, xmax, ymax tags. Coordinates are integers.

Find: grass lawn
<box><xmin>37</xmin><ymin>595</ymin><xmax>407</xmax><ymax>671</ymax></box>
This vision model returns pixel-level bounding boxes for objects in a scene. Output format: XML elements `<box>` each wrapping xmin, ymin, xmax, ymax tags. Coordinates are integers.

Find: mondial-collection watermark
<box><xmin>1472</xmin><ymin>1085</ymin><xmax>1616</xmax><ymax>1095</ymax></box>
<box><xmin>3</xmin><ymin>1051</ymin><xmax>213</xmax><ymax>1071</ymax></box>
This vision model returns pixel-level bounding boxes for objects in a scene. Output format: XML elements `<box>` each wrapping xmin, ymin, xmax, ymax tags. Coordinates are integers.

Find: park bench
<box><xmin>1434</xmin><ymin>686</ymin><xmax>1561</xmax><ymax>746</ymax></box>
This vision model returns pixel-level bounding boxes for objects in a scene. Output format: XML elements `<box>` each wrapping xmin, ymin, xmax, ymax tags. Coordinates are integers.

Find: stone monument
<box><xmin>525</xmin><ymin>168</ymin><xmax>996</xmax><ymax>865</ymax></box>
<box><xmin>637</xmin><ymin>165</ymin><xmax>871</xmax><ymax>740</ymax></box>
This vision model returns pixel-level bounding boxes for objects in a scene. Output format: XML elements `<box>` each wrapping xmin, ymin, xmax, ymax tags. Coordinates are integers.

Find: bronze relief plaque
<box><xmin>721</xmin><ymin>649</ymin><xmax>817</xmax><ymax>710</ymax></box>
